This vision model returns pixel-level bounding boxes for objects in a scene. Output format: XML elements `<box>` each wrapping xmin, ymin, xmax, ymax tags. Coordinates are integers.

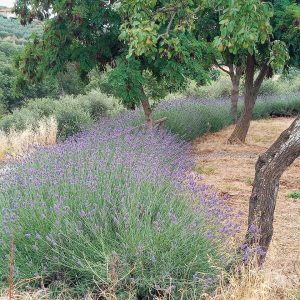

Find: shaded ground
<box><xmin>193</xmin><ymin>117</ymin><xmax>300</xmax><ymax>295</ymax></box>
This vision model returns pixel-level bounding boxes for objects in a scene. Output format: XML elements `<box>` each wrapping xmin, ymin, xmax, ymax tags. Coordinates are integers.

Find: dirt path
<box><xmin>193</xmin><ymin>117</ymin><xmax>300</xmax><ymax>295</ymax></box>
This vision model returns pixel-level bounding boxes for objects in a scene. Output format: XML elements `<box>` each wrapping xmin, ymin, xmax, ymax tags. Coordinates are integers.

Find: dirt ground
<box><xmin>193</xmin><ymin>117</ymin><xmax>300</xmax><ymax>295</ymax></box>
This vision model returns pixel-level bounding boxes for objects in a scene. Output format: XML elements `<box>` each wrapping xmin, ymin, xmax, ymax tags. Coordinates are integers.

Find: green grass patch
<box><xmin>194</xmin><ymin>164</ymin><xmax>216</xmax><ymax>175</ymax></box>
<box><xmin>287</xmin><ymin>191</ymin><xmax>300</xmax><ymax>199</ymax></box>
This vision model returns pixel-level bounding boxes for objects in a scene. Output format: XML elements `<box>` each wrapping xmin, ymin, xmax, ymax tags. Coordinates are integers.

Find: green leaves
<box><xmin>269</xmin><ymin>40</ymin><xmax>289</xmax><ymax>72</ymax></box>
<box><xmin>102</xmin><ymin>57</ymin><xmax>145</xmax><ymax>109</ymax></box>
<box><xmin>118</xmin><ymin>0</ymin><xmax>205</xmax><ymax>58</ymax></box>
<box><xmin>214</xmin><ymin>0</ymin><xmax>273</xmax><ymax>55</ymax></box>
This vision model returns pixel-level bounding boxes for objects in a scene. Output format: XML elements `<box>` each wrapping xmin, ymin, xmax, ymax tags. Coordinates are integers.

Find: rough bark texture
<box><xmin>228</xmin><ymin>56</ymin><xmax>268</xmax><ymax>143</ymax></box>
<box><xmin>245</xmin><ymin>115</ymin><xmax>300</xmax><ymax>265</ymax></box>
<box><xmin>141</xmin><ymin>88</ymin><xmax>153</xmax><ymax>127</ymax></box>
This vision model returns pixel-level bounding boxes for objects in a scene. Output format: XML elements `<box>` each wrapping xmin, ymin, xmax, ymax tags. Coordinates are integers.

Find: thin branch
<box><xmin>157</xmin><ymin>11</ymin><xmax>177</xmax><ymax>40</ymax></box>
<box><xmin>236</xmin><ymin>66</ymin><xmax>244</xmax><ymax>81</ymax></box>
<box><xmin>156</xmin><ymin>6</ymin><xmax>178</xmax><ymax>13</ymax></box>
<box><xmin>214</xmin><ymin>60</ymin><xmax>231</xmax><ymax>75</ymax></box>
<box><xmin>166</xmin><ymin>12</ymin><xmax>176</xmax><ymax>34</ymax></box>
<box><xmin>254</xmin><ymin>63</ymin><xmax>268</xmax><ymax>90</ymax></box>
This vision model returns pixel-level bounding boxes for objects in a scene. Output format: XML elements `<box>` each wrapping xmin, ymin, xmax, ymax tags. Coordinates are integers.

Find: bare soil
<box><xmin>193</xmin><ymin>117</ymin><xmax>300</xmax><ymax>293</ymax></box>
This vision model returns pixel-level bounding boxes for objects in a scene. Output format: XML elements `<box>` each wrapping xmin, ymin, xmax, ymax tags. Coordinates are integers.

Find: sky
<box><xmin>0</xmin><ymin>0</ymin><xmax>14</xmax><ymax>8</ymax></box>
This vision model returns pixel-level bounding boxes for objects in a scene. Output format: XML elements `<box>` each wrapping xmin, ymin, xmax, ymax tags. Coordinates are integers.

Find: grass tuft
<box><xmin>287</xmin><ymin>191</ymin><xmax>300</xmax><ymax>199</ymax></box>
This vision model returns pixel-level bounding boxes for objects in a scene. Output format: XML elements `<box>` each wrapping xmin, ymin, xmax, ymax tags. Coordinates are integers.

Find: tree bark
<box><xmin>215</xmin><ymin>61</ymin><xmax>242</xmax><ymax>123</ymax></box>
<box><xmin>228</xmin><ymin>56</ymin><xmax>268</xmax><ymax>143</ymax></box>
<box><xmin>230</xmin><ymin>80</ymin><xmax>240</xmax><ymax>123</ymax></box>
<box><xmin>229</xmin><ymin>65</ymin><xmax>243</xmax><ymax>124</ymax></box>
<box><xmin>244</xmin><ymin>115</ymin><xmax>300</xmax><ymax>265</ymax></box>
<box><xmin>140</xmin><ymin>87</ymin><xmax>153</xmax><ymax>128</ymax></box>
<box><xmin>215</xmin><ymin>61</ymin><xmax>243</xmax><ymax>124</ymax></box>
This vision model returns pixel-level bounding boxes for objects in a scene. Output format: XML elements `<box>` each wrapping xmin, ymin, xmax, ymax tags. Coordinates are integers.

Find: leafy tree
<box><xmin>0</xmin><ymin>14</ymin><xmax>86</xmax><ymax>112</ymax></box>
<box><xmin>211</xmin><ymin>0</ymin><xmax>298</xmax><ymax>143</ymax></box>
<box><xmin>112</xmin><ymin>0</ymin><xmax>211</xmax><ymax>125</ymax></box>
<box><xmin>196</xmin><ymin>1</ymin><xmax>276</xmax><ymax>123</ymax></box>
<box><xmin>14</xmin><ymin>0</ymin><xmax>211</xmax><ymax>125</ymax></box>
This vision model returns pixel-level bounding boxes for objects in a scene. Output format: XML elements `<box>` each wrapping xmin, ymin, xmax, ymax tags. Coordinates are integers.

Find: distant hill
<box><xmin>0</xmin><ymin>12</ymin><xmax>45</xmax><ymax>112</ymax></box>
<box><xmin>0</xmin><ymin>14</ymin><xmax>42</xmax><ymax>44</ymax></box>
<box><xmin>0</xmin><ymin>6</ymin><xmax>16</xmax><ymax>19</ymax></box>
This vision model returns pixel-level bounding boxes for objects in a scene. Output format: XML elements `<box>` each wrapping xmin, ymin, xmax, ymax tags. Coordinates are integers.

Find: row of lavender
<box><xmin>0</xmin><ymin>112</ymin><xmax>241</xmax><ymax>298</ymax></box>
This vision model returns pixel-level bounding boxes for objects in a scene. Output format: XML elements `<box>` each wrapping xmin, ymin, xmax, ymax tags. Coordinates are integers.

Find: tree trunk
<box><xmin>215</xmin><ymin>62</ymin><xmax>242</xmax><ymax>124</ymax></box>
<box><xmin>140</xmin><ymin>88</ymin><xmax>153</xmax><ymax>128</ymax></box>
<box><xmin>228</xmin><ymin>91</ymin><xmax>255</xmax><ymax>143</ymax></box>
<box><xmin>230</xmin><ymin>77</ymin><xmax>240</xmax><ymax>124</ymax></box>
<box><xmin>228</xmin><ymin>65</ymin><xmax>243</xmax><ymax>124</ymax></box>
<box><xmin>228</xmin><ymin>56</ymin><xmax>268</xmax><ymax>144</ymax></box>
<box><xmin>244</xmin><ymin>115</ymin><xmax>300</xmax><ymax>265</ymax></box>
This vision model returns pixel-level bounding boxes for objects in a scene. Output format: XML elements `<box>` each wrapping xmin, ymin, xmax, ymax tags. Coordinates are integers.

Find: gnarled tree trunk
<box><xmin>244</xmin><ymin>115</ymin><xmax>300</xmax><ymax>265</ymax></box>
<box><xmin>228</xmin><ymin>56</ymin><xmax>268</xmax><ymax>143</ymax></box>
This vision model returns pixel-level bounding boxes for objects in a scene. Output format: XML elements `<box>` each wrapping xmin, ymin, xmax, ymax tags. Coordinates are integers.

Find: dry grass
<box><xmin>0</xmin><ymin>117</ymin><xmax>57</xmax><ymax>161</ymax></box>
<box><xmin>193</xmin><ymin>117</ymin><xmax>300</xmax><ymax>299</ymax></box>
<box><xmin>206</xmin><ymin>265</ymin><xmax>298</xmax><ymax>300</ymax></box>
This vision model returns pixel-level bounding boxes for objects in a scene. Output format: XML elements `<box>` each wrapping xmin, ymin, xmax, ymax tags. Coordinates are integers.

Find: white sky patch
<box><xmin>0</xmin><ymin>0</ymin><xmax>15</xmax><ymax>8</ymax></box>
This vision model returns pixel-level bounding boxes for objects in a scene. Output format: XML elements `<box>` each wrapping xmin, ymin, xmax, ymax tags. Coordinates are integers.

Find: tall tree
<box><xmin>109</xmin><ymin>0</ymin><xmax>211</xmax><ymax>126</ymax></box>
<box><xmin>212</xmin><ymin>0</ymin><xmax>291</xmax><ymax>143</ymax></box>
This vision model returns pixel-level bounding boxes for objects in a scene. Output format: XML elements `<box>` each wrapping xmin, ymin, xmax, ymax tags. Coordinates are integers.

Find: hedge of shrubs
<box><xmin>0</xmin><ymin>90</ymin><xmax>122</xmax><ymax>140</ymax></box>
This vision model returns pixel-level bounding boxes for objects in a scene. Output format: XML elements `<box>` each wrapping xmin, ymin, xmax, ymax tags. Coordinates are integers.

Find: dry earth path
<box><xmin>193</xmin><ymin>117</ymin><xmax>300</xmax><ymax>297</ymax></box>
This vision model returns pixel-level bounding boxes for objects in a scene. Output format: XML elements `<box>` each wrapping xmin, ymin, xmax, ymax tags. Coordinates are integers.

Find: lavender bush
<box><xmin>143</xmin><ymin>93</ymin><xmax>300</xmax><ymax>141</ymax></box>
<box><xmin>0</xmin><ymin>113</ymin><xmax>240</xmax><ymax>298</ymax></box>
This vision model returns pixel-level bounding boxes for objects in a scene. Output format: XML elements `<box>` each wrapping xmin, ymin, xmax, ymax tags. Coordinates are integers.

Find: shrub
<box><xmin>145</xmin><ymin>94</ymin><xmax>300</xmax><ymax>141</ymax></box>
<box><xmin>54</xmin><ymin>102</ymin><xmax>92</xmax><ymax>140</ymax></box>
<box><xmin>25</xmin><ymin>98</ymin><xmax>56</xmax><ymax>118</ymax></box>
<box><xmin>0</xmin><ymin>102</ymin><xmax>6</xmax><ymax>119</ymax></box>
<box><xmin>258</xmin><ymin>78</ymin><xmax>282</xmax><ymax>96</ymax></box>
<box><xmin>185</xmin><ymin>75</ymin><xmax>232</xmax><ymax>99</ymax></box>
<box><xmin>0</xmin><ymin>107</ymin><xmax>38</xmax><ymax>132</ymax></box>
<box><xmin>0</xmin><ymin>90</ymin><xmax>121</xmax><ymax>140</ymax></box>
<box><xmin>0</xmin><ymin>115</ymin><xmax>240</xmax><ymax>298</ymax></box>
<box><xmin>150</xmin><ymin>98</ymin><xmax>232</xmax><ymax>141</ymax></box>
<box><xmin>185</xmin><ymin>72</ymin><xmax>300</xmax><ymax>99</ymax></box>
<box><xmin>252</xmin><ymin>94</ymin><xmax>300</xmax><ymax>119</ymax></box>
<box><xmin>74</xmin><ymin>89</ymin><xmax>123</xmax><ymax>119</ymax></box>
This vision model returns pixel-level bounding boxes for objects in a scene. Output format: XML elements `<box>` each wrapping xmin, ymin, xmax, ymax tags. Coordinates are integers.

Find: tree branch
<box><xmin>214</xmin><ymin>60</ymin><xmax>231</xmax><ymax>75</ymax></box>
<box><xmin>254</xmin><ymin>63</ymin><xmax>268</xmax><ymax>91</ymax></box>
<box><xmin>236</xmin><ymin>66</ymin><xmax>244</xmax><ymax>80</ymax></box>
<box><xmin>157</xmin><ymin>11</ymin><xmax>177</xmax><ymax>40</ymax></box>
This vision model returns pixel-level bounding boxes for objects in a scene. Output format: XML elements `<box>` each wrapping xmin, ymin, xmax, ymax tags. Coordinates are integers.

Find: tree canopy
<box><xmin>12</xmin><ymin>0</ymin><xmax>300</xmax><ymax>125</ymax></box>
<box><xmin>14</xmin><ymin>0</ymin><xmax>212</xmax><ymax>119</ymax></box>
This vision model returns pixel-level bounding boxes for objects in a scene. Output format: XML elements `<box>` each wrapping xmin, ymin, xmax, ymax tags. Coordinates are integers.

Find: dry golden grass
<box><xmin>0</xmin><ymin>117</ymin><xmax>57</xmax><ymax>161</ymax></box>
<box><xmin>193</xmin><ymin>117</ymin><xmax>300</xmax><ymax>299</ymax></box>
<box><xmin>206</xmin><ymin>266</ymin><xmax>298</xmax><ymax>300</ymax></box>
